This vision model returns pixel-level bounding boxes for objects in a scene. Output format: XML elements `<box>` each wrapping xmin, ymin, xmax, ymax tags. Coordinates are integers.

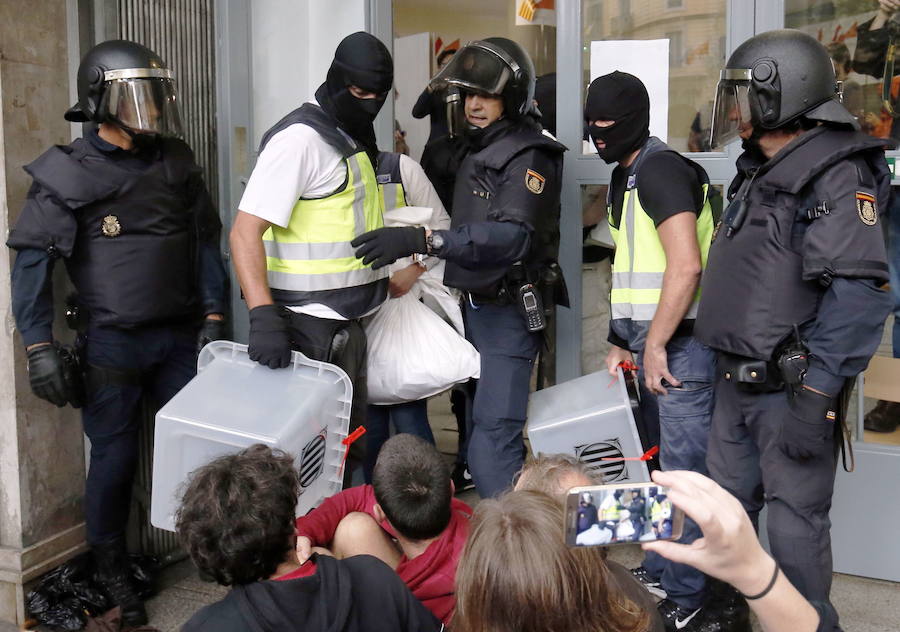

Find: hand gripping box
<box><xmin>526</xmin><ymin>368</ymin><xmax>650</xmax><ymax>484</ymax></box>
<box><xmin>151</xmin><ymin>341</ymin><xmax>351</xmax><ymax>532</ymax></box>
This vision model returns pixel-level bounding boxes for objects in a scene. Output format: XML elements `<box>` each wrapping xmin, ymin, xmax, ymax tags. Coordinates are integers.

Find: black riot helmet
<box><xmin>66</xmin><ymin>39</ymin><xmax>183</xmax><ymax>137</ymax></box>
<box><xmin>709</xmin><ymin>29</ymin><xmax>858</xmax><ymax>149</ymax></box>
<box><xmin>430</xmin><ymin>37</ymin><xmax>536</xmax><ymax>119</ymax></box>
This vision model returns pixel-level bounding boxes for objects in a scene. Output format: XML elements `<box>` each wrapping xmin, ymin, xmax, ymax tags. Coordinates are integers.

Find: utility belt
<box><xmin>719</xmin><ymin>336</ymin><xmax>855</xmax><ymax>472</ymax></box>
<box><xmin>719</xmin><ymin>327</ymin><xmax>811</xmax><ymax>393</ymax></box>
<box><xmin>61</xmin><ymin>295</ymin><xmax>184</xmax><ymax>405</ymax></box>
<box><xmin>467</xmin><ymin>261</ymin><xmax>569</xmax><ymax>333</ymax></box>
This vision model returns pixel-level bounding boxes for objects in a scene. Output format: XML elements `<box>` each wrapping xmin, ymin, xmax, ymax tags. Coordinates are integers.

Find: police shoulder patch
<box><xmin>856</xmin><ymin>191</ymin><xmax>877</xmax><ymax>226</ymax></box>
<box><xmin>525</xmin><ymin>169</ymin><xmax>545</xmax><ymax>194</ymax></box>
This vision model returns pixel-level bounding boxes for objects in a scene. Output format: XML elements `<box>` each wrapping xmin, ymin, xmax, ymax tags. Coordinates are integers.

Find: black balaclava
<box><xmin>583</xmin><ymin>71</ymin><xmax>650</xmax><ymax>164</ymax></box>
<box><xmin>315</xmin><ymin>32</ymin><xmax>393</xmax><ymax>164</ymax></box>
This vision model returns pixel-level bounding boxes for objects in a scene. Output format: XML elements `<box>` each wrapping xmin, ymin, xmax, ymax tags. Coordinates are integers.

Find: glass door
<box><xmin>555</xmin><ymin>0</ymin><xmax>756</xmax><ymax>382</ymax></box>
<box><xmin>780</xmin><ymin>0</ymin><xmax>900</xmax><ymax>583</ymax></box>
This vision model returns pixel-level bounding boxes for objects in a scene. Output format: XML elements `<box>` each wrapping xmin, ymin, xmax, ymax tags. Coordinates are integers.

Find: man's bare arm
<box><xmin>230</xmin><ymin>211</ymin><xmax>275</xmax><ymax>309</ymax></box>
<box><xmin>643</xmin><ymin>211</ymin><xmax>703</xmax><ymax>394</ymax></box>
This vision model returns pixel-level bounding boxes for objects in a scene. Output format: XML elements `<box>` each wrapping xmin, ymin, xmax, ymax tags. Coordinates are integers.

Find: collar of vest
<box><xmin>258</xmin><ymin>103</ymin><xmax>359</xmax><ymax>159</ymax></box>
<box><xmin>473</xmin><ymin>121</ymin><xmax>567</xmax><ymax>171</ymax></box>
<box><xmin>756</xmin><ymin>126</ymin><xmax>894</xmax><ymax>194</ymax></box>
<box><xmin>23</xmin><ymin>136</ymin><xmax>196</xmax><ymax>211</ymax></box>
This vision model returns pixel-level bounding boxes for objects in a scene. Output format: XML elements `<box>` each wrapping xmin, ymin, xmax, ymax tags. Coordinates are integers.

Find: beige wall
<box><xmin>0</xmin><ymin>0</ymin><xmax>86</xmax><ymax>624</ymax></box>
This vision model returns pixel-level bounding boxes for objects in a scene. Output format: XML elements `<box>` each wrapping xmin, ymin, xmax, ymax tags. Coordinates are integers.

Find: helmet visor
<box><xmin>429</xmin><ymin>43</ymin><xmax>512</xmax><ymax>96</ymax></box>
<box><xmin>709</xmin><ymin>70</ymin><xmax>753</xmax><ymax>149</ymax></box>
<box><xmin>104</xmin><ymin>77</ymin><xmax>183</xmax><ymax>137</ymax></box>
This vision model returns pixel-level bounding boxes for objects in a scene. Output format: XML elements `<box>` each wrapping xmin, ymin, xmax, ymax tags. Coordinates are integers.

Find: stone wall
<box><xmin>0</xmin><ymin>1</ymin><xmax>86</xmax><ymax>624</ymax></box>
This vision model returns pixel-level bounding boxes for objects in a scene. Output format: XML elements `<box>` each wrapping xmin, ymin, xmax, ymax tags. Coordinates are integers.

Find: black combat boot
<box><xmin>863</xmin><ymin>400</ymin><xmax>900</xmax><ymax>433</ymax></box>
<box><xmin>93</xmin><ymin>539</ymin><xmax>148</xmax><ymax>627</ymax></box>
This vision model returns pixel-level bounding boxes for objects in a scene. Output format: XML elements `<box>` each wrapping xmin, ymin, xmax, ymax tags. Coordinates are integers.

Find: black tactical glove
<box><xmin>779</xmin><ymin>386</ymin><xmax>834</xmax><ymax>461</ymax></box>
<box><xmin>351</xmin><ymin>226</ymin><xmax>427</xmax><ymax>269</ymax></box>
<box><xmin>26</xmin><ymin>344</ymin><xmax>69</xmax><ymax>407</ymax></box>
<box><xmin>248</xmin><ymin>305</ymin><xmax>292</xmax><ymax>369</ymax></box>
<box><xmin>197</xmin><ymin>317</ymin><xmax>227</xmax><ymax>354</ymax></box>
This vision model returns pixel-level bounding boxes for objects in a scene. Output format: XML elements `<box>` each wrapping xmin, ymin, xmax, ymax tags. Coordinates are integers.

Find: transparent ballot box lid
<box><xmin>151</xmin><ymin>341</ymin><xmax>351</xmax><ymax>531</ymax></box>
<box><xmin>527</xmin><ymin>367</ymin><xmax>650</xmax><ymax>484</ymax></box>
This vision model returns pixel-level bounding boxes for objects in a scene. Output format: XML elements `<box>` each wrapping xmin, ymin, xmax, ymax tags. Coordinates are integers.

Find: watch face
<box><xmin>431</xmin><ymin>233</ymin><xmax>444</xmax><ymax>249</ymax></box>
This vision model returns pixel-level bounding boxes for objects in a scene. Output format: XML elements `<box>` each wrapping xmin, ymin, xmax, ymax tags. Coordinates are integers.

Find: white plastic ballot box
<box><xmin>526</xmin><ymin>368</ymin><xmax>650</xmax><ymax>484</ymax></box>
<box><xmin>151</xmin><ymin>341</ymin><xmax>351</xmax><ymax>531</ymax></box>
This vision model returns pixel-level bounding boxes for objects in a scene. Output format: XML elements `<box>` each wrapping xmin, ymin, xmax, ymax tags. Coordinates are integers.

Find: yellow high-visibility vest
<box><xmin>608</xmin><ymin>164</ymin><xmax>714</xmax><ymax>323</ymax></box>
<box><xmin>263</xmin><ymin>150</ymin><xmax>387</xmax><ymax>292</ymax></box>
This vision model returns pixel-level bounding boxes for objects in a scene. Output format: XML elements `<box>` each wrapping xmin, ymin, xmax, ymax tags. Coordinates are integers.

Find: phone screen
<box><xmin>564</xmin><ymin>483</ymin><xmax>684</xmax><ymax>547</ymax></box>
<box><xmin>523</xmin><ymin>293</ymin><xmax>537</xmax><ymax>310</ymax></box>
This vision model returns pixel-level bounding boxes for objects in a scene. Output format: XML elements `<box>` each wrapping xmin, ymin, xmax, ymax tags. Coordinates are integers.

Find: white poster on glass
<box><xmin>394</xmin><ymin>33</ymin><xmax>432</xmax><ymax>162</ymax></box>
<box><xmin>589</xmin><ymin>39</ymin><xmax>670</xmax><ymax>146</ymax></box>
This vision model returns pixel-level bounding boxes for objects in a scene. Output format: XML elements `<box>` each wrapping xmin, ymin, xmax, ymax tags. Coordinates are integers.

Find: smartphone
<box><xmin>564</xmin><ymin>482</ymin><xmax>684</xmax><ymax>547</ymax></box>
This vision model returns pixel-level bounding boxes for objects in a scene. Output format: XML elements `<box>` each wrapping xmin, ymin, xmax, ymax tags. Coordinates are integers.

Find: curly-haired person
<box><xmin>177</xmin><ymin>444</ymin><xmax>442</xmax><ymax>632</ymax></box>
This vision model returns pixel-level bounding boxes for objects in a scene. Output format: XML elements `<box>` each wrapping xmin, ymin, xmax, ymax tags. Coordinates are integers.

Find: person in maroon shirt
<box><xmin>295</xmin><ymin>434</ymin><xmax>472</xmax><ymax>624</ymax></box>
<box><xmin>177</xmin><ymin>444</ymin><xmax>441</xmax><ymax>632</ymax></box>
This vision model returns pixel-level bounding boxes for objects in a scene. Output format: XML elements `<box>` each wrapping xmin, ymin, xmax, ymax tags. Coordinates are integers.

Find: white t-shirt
<box><xmin>239</xmin><ymin>104</ymin><xmax>351</xmax><ymax>319</ymax></box>
<box><xmin>238</xmin><ymin>107</ymin><xmax>448</xmax><ymax>320</ymax></box>
<box><xmin>239</xmin><ymin>115</ymin><xmax>347</xmax><ymax>228</ymax></box>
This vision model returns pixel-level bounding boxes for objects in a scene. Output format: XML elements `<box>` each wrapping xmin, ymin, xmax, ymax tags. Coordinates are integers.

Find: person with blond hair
<box><xmin>454</xmin><ymin>490</ymin><xmax>653</xmax><ymax>632</ymax></box>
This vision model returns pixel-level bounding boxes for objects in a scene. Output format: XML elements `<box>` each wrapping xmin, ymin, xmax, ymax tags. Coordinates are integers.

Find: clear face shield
<box><xmin>709</xmin><ymin>69</ymin><xmax>753</xmax><ymax>149</ymax></box>
<box><xmin>429</xmin><ymin>42</ymin><xmax>515</xmax><ymax>136</ymax></box>
<box><xmin>102</xmin><ymin>68</ymin><xmax>184</xmax><ymax>137</ymax></box>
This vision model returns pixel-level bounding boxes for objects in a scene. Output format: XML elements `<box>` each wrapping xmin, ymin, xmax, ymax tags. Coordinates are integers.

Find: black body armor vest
<box><xmin>24</xmin><ymin>137</ymin><xmax>202</xmax><ymax>327</ymax></box>
<box><xmin>445</xmin><ymin>123</ymin><xmax>565</xmax><ymax>294</ymax></box>
<box><xmin>695</xmin><ymin>126</ymin><xmax>891</xmax><ymax>360</ymax></box>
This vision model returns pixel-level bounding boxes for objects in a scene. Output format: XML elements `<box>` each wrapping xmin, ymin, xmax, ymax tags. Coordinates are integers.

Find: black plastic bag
<box><xmin>26</xmin><ymin>551</ymin><xmax>158</xmax><ymax>630</ymax></box>
<box><xmin>41</xmin><ymin>597</ymin><xmax>86</xmax><ymax>631</ymax></box>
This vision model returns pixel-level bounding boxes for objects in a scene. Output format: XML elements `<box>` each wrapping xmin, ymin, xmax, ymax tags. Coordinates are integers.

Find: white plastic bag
<box><xmin>365</xmin><ymin>293</ymin><xmax>480</xmax><ymax>405</ymax></box>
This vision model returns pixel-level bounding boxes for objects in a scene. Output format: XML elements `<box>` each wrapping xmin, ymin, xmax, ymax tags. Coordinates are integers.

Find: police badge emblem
<box><xmin>525</xmin><ymin>169</ymin><xmax>545</xmax><ymax>194</ymax></box>
<box><xmin>101</xmin><ymin>215</ymin><xmax>122</xmax><ymax>237</ymax></box>
<box><xmin>856</xmin><ymin>192</ymin><xmax>877</xmax><ymax>226</ymax></box>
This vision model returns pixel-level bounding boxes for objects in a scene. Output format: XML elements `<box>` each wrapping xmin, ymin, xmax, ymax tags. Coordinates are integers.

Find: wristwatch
<box><xmin>426</xmin><ymin>230</ymin><xmax>444</xmax><ymax>255</ymax></box>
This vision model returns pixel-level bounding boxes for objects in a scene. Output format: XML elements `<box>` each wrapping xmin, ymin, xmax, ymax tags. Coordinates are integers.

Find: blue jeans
<box><xmin>889</xmin><ymin>189</ymin><xmax>900</xmax><ymax>357</ymax></box>
<box><xmin>363</xmin><ymin>400</ymin><xmax>433</xmax><ymax>482</ymax></box>
<box><xmin>638</xmin><ymin>335</ymin><xmax>716</xmax><ymax>610</ymax></box>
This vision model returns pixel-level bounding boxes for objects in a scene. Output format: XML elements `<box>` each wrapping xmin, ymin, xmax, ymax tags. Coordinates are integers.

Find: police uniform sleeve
<box><xmin>187</xmin><ymin>170</ymin><xmax>229</xmax><ymax>316</ymax></box>
<box><xmin>6</xmin><ymin>182</ymin><xmax>78</xmax><ymax>257</ymax></box>
<box><xmin>800</xmin><ymin>160</ymin><xmax>892</xmax><ymax>395</ymax></box>
<box><xmin>802</xmin><ymin>161</ymin><xmax>890</xmax><ymax>283</ymax></box>
<box><xmin>10</xmin><ymin>248</ymin><xmax>56</xmax><ymax>346</ymax></box>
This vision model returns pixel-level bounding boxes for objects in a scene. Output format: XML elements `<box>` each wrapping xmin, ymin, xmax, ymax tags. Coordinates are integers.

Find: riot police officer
<box><xmin>696</xmin><ymin>30</ymin><xmax>894</xmax><ymax>624</ymax></box>
<box><xmin>7</xmin><ymin>40</ymin><xmax>228</xmax><ymax>625</ymax></box>
<box><xmin>352</xmin><ymin>38</ymin><xmax>567</xmax><ymax>497</ymax></box>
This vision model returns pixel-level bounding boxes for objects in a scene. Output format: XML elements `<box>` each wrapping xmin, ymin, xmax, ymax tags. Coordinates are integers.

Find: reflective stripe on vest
<box><xmin>609</xmin><ymin>183</ymin><xmax>714</xmax><ymax>322</ymax></box>
<box><xmin>380</xmin><ymin>181</ymin><xmax>406</xmax><ymax>212</ymax></box>
<box><xmin>263</xmin><ymin>151</ymin><xmax>386</xmax><ymax>292</ymax></box>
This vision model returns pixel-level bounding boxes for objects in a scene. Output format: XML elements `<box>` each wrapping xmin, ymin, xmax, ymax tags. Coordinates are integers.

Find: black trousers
<box><xmin>706</xmin><ymin>375</ymin><xmax>838</xmax><ymax>609</ymax></box>
<box><xmin>284</xmin><ymin>311</ymin><xmax>367</xmax><ymax>487</ymax></box>
<box><xmin>82</xmin><ymin>323</ymin><xmax>197</xmax><ymax>546</ymax></box>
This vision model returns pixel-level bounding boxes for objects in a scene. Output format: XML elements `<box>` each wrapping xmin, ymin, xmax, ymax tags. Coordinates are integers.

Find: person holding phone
<box><xmin>642</xmin><ymin>470</ymin><xmax>839</xmax><ymax>632</ymax></box>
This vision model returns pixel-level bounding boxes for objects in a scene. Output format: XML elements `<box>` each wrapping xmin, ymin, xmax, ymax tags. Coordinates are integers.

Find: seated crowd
<box><xmin>176</xmin><ymin>439</ymin><xmax>836</xmax><ymax>632</ymax></box>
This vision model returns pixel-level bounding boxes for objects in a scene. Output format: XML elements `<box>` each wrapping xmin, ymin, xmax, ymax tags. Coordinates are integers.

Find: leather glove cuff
<box><xmin>249</xmin><ymin>304</ymin><xmax>289</xmax><ymax>331</ymax></box>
